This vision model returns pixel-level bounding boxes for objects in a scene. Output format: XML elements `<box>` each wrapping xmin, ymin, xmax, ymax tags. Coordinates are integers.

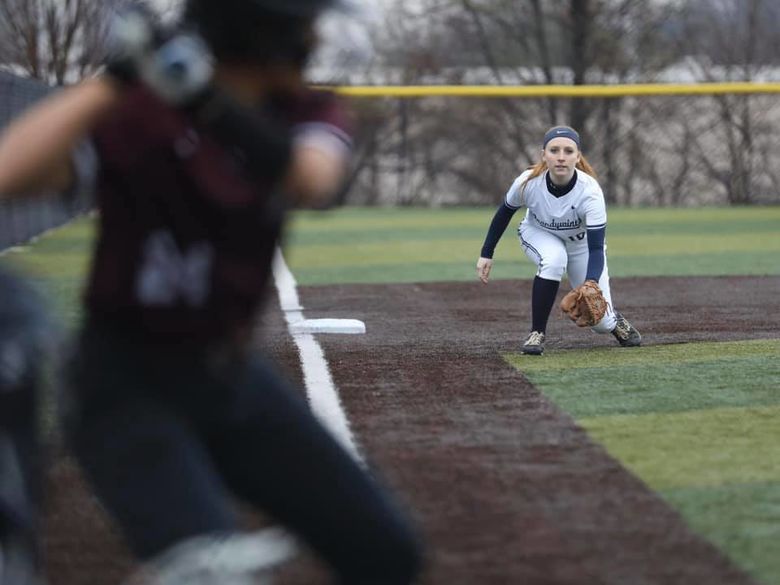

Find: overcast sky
<box><xmin>147</xmin><ymin>0</ymin><xmax>384</xmax><ymax>25</ymax></box>
<box><xmin>147</xmin><ymin>0</ymin><xmax>383</xmax><ymax>67</ymax></box>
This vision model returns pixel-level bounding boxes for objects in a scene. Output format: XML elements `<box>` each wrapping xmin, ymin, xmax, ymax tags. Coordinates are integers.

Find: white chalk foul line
<box><xmin>272</xmin><ymin>248</ymin><xmax>363</xmax><ymax>464</ymax></box>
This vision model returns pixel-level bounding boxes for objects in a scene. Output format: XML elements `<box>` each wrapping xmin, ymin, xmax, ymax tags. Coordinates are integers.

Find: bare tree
<box><xmin>345</xmin><ymin>0</ymin><xmax>690</xmax><ymax>206</ymax></box>
<box><xmin>667</xmin><ymin>0</ymin><xmax>780</xmax><ymax>204</ymax></box>
<box><xmin>0</xmin><ymin>0</ymin><xmax>180</xmax><ymax>85</ymax></box>
<box><xmin>568</xmin><ymin>0</ymin><xmax>591</xmax><ymax>131</ymax></box>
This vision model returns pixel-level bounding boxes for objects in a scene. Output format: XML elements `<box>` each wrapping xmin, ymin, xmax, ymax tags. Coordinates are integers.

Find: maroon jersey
<box><xmin>85</xmin><ymin>86</ymin><xmax>350</xmax><ymax>344</ymax></box>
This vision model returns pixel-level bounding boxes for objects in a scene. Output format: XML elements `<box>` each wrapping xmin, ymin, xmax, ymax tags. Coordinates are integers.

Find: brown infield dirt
<box><xmin>43</xmin><ymin>275</ymin><xmax>780</xmax><ymax>585</ymax></box>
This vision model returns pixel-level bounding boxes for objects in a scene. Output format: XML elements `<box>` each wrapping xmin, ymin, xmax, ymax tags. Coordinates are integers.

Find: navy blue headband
<box><xmin>543</xmin><ymin>127</ymin><xmax>581</xmax><ymax>149</ymax></box>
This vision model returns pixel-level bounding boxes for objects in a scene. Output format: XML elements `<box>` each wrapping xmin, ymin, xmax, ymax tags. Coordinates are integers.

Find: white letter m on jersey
<box><xmin>136</xmin><ymin>230</ymin><xmax>214</xmax><ymax>307</ymax></box>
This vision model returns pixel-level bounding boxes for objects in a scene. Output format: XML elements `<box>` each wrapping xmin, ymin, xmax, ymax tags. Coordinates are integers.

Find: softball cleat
<box><xmin>612</xmin><ymin>313</ymin><xmax>641</xmax><ymax>347</ymax></box>
<box><xmin>521</xmin><ymin>331</ymin><xmax>546</xmax><ymax>355</ymax></box>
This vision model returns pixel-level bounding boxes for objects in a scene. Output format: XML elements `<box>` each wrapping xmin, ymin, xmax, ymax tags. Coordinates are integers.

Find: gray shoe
<box><xmin>612</xmin><ymin>313</ymin><xmax>641</xmax><ymax>347</ymax></box>
<box><xmin>521</xmin><ymin>331</ymin><xmax>545</xmax><ymax>355</ymax></box>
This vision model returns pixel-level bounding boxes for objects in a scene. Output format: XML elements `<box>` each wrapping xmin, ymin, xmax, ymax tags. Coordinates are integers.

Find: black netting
<box><xmin>343</xmin><ymin>93</ymin><xmax>780</xmax><ymax>207</ymax></box>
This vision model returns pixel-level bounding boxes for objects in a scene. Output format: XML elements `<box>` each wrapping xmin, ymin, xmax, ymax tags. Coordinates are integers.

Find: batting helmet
<box><xmin>183</xmin><ymin>0</ymin><xmax>352</xmax><ymax>65</ymax></box>
<box><xmin>211</xmin><ymin>0</ymin><xmax>352</xmax><ymax>17</ymax></box>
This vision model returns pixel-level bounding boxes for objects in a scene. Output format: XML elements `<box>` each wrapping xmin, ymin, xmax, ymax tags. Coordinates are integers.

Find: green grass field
<box><xmin>6</xmin><ymin>206</ymin><xmax>779</xmax><ymax>294</ymax></box>
<box><xmin>283</xmin><ymin>206</ymin><xmax>780</xmax><ymax>285</ymax></box>
<box><xmin>3</xmin><ymin>205</ymin><xmax>779</xmax><ymax>583</ymax></box>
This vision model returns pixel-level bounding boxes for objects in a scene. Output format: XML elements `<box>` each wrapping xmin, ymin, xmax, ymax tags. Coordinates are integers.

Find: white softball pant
<box><xmin>518</xmin><ymin>221</ymin><xmax>617</xmax><ymax>333</ymax></box>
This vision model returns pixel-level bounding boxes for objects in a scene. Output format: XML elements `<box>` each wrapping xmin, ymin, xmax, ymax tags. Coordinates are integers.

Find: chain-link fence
<box><xmin>0</xmin><ymin>71</ymin><xmax>92</xmax><ymax>250</ymax></box>
<box><xmin>4</xmin><ymin>73</ymin><xmax>777</xmax><ymax>215</ymax></box>
<box><xmin>343</xmin><ymin>91</ymin><xmax>780</xmax><ymax>207</ymax></box>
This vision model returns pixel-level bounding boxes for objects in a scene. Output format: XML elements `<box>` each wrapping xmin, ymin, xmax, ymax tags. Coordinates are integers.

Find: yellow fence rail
<box><xmin>331</xmin><ymin>82</ymin><xmax>780</xmax><ymax>98</ymax></box>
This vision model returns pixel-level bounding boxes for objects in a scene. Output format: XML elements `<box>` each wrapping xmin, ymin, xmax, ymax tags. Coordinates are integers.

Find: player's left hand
<box><xmin>476</xmin><ymin>257</ymin><xmax>493</xmax><ymax>284</ymax></box>
<box><xmin>560</xmin><ymin>279</ymin><xmax>607</xmax><ymax>327</ymax></box>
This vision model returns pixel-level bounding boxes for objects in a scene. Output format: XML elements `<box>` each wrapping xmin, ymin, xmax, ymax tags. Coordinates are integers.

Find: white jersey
<box><xmin>505</xmin><ymin>170</ymin><xmax>607</xmax><ymax>242</ymax></box>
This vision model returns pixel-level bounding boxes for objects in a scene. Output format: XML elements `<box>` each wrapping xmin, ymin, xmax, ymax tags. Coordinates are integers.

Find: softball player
<box><xmin>0</xmin><ymin>0</ymin><xmax>422</xmax><ymax>582</ymax></box>
<box><xmin>477</xmin><ymin>126</ymin><xmax>641</xmax><ymax>355</ymax></box>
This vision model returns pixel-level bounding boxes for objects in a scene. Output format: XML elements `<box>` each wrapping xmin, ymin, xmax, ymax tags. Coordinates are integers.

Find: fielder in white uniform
<box><xmin>476</xmin><ymin>126</ymin><xmax>641</xmax><ymax>355</ymax></box>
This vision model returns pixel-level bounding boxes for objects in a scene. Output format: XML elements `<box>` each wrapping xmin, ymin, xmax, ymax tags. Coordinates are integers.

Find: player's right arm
<box><xmin>476</xmin><ymin>175</ymin><xmax>525</xmax><ymax>284</ymax></box>
<box><xmin>0</xmin><ymin>77</ymin><xmax>122</xmax><ymax>199</ymax></box>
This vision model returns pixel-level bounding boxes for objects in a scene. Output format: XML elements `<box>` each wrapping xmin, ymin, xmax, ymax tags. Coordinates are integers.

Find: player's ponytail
<box><xmin>523</xmin><ymin>161</ymin><xmax>547</xmax><ymax>180</ymax></box>
<box><xmin>576</xmin><ymin>154</ymin><xmax>598</xmax><ymax>179</ymax></box>
<box><xmin>518</xmin><ymin>161</ymin><xmax>547</xmax><ymax>200</ymax></box>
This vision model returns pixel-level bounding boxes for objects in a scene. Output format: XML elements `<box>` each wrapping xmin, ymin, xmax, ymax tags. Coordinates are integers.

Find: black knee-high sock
<box><xmin>531</xmin><ymin>276</ymin><xmax>560</xmax><ymax>333</ymax></box>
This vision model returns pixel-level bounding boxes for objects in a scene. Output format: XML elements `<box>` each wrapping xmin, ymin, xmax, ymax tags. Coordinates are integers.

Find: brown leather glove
<box><xmin>560</xmin><ymin>280</ymin><xmax>608</xmax><ymax>327</ymax></box>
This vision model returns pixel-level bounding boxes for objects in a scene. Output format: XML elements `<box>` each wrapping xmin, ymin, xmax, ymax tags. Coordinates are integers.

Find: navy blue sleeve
<box><xmin>585</xmin><ymin>226</ymin><xmax>606</xmax><ymax>282</ymax></box>
<box><xmin>480</xmin><ymin>203</ymin><xmax>518</xmax><ymax>259</ymax></box>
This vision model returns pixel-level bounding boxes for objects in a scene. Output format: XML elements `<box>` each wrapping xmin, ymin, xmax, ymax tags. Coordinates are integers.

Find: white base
<box><xmin>289</xmin><ymin>318</ymin><xmax>366</xmax><ymax>335</ymax></box>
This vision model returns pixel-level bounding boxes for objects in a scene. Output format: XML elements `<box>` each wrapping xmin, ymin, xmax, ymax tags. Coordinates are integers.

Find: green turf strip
<box><xmin>284</xmin><ymin>206</ymin><xmax>780</xmax><ymax>285</ymax></box>
<box><xmin>509</xmin><ymin>355</ymin><xmax>780</xmax><ymax>418</ymax></box>
<box><xmin>287</xmin><ymin>221</ymin><xmax>779</xmax><ymax>253</ymax></box>
<box><xmin>286</xmin><ymin>238</ymin><xmax>499</xmax><ymax>268</ymax></box>
<box><xmin>606</xmin><ymin>252</ymin><xmax>780</xmax><ymax>277</ymax></box>
<box><xmin>508</xmin><ymin>341</ymin><xmax>780</xmax><ymax>487</ymax></box>
<box><xmin>285</xmin><ymin>246</ymin><xmax>779</xmax><ymax>285</ymax></box>
<box><xmin>609</xmin><ymin>232</ymin><xmax>780</xmax><ymax>255</ymax></box>
<box><xmin>508</xmin><ymin>339</ymin><xmax>780</xmax><ymax>373</ymax></box>
<box><xmin>11</xmin><ymin>208</ymin><xmax>779</xmax><ymax>287</ymax></box>
<box><xmin>661</xmin><ymin>482</ymin><xmax>780</xmax><ymax>585</ymax></box>
<box><xmin>578</xmin><ymin>405</ymin><xmax>780</xmax><ymax>490</ymax></box>
<box><xmin>287</xmin><ymin>205</ymin><xmax>780</xmax><ymax>236</ymax></box>
<box><xmin>3</xmin><ymin>251</ymin><xmax>91</xmax><ymax>279</ymax></box>
<box><xmin>507</xmin><ymin>339</ymin><xmax>780</xmax><ymax>584</ymax></box>
<box><xmin>283</xmin><ymin>260</ymin><xmax>537</xmax><ymax>286</ymax></box>
<box><xmin>508</xmin><ymin>341</ymin><xmax>780</xmax><ymax>486</ymax></box>
<box><xmin>287</xmin><ymin>252</ymin><xmax>778</xmax><ymax>284</ymax></box>
<box><xmin>1</xmin><ymin>221</ymin><xmax>93</xmax><ymax>326</ymax></box>
<box><xmin>605</xmin><ymin>206</ymin><xmax>780</xmax><ymax>227</ymax></box>
<box><xmin>287</xmin><ymin>226</ymin><xmax>495</xmax><ymax>246</ymax></box>
<box><xmin>287</xmin><ymin>210</ymin><xmax>780</xmax><ymax>243</ymax></box>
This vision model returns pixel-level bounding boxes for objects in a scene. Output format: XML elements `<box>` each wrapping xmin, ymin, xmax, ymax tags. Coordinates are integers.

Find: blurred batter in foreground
<box><xmin>0</xmin><ymin>0</ymin><xmax>422</xmax><ymax>582</ymax></box>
